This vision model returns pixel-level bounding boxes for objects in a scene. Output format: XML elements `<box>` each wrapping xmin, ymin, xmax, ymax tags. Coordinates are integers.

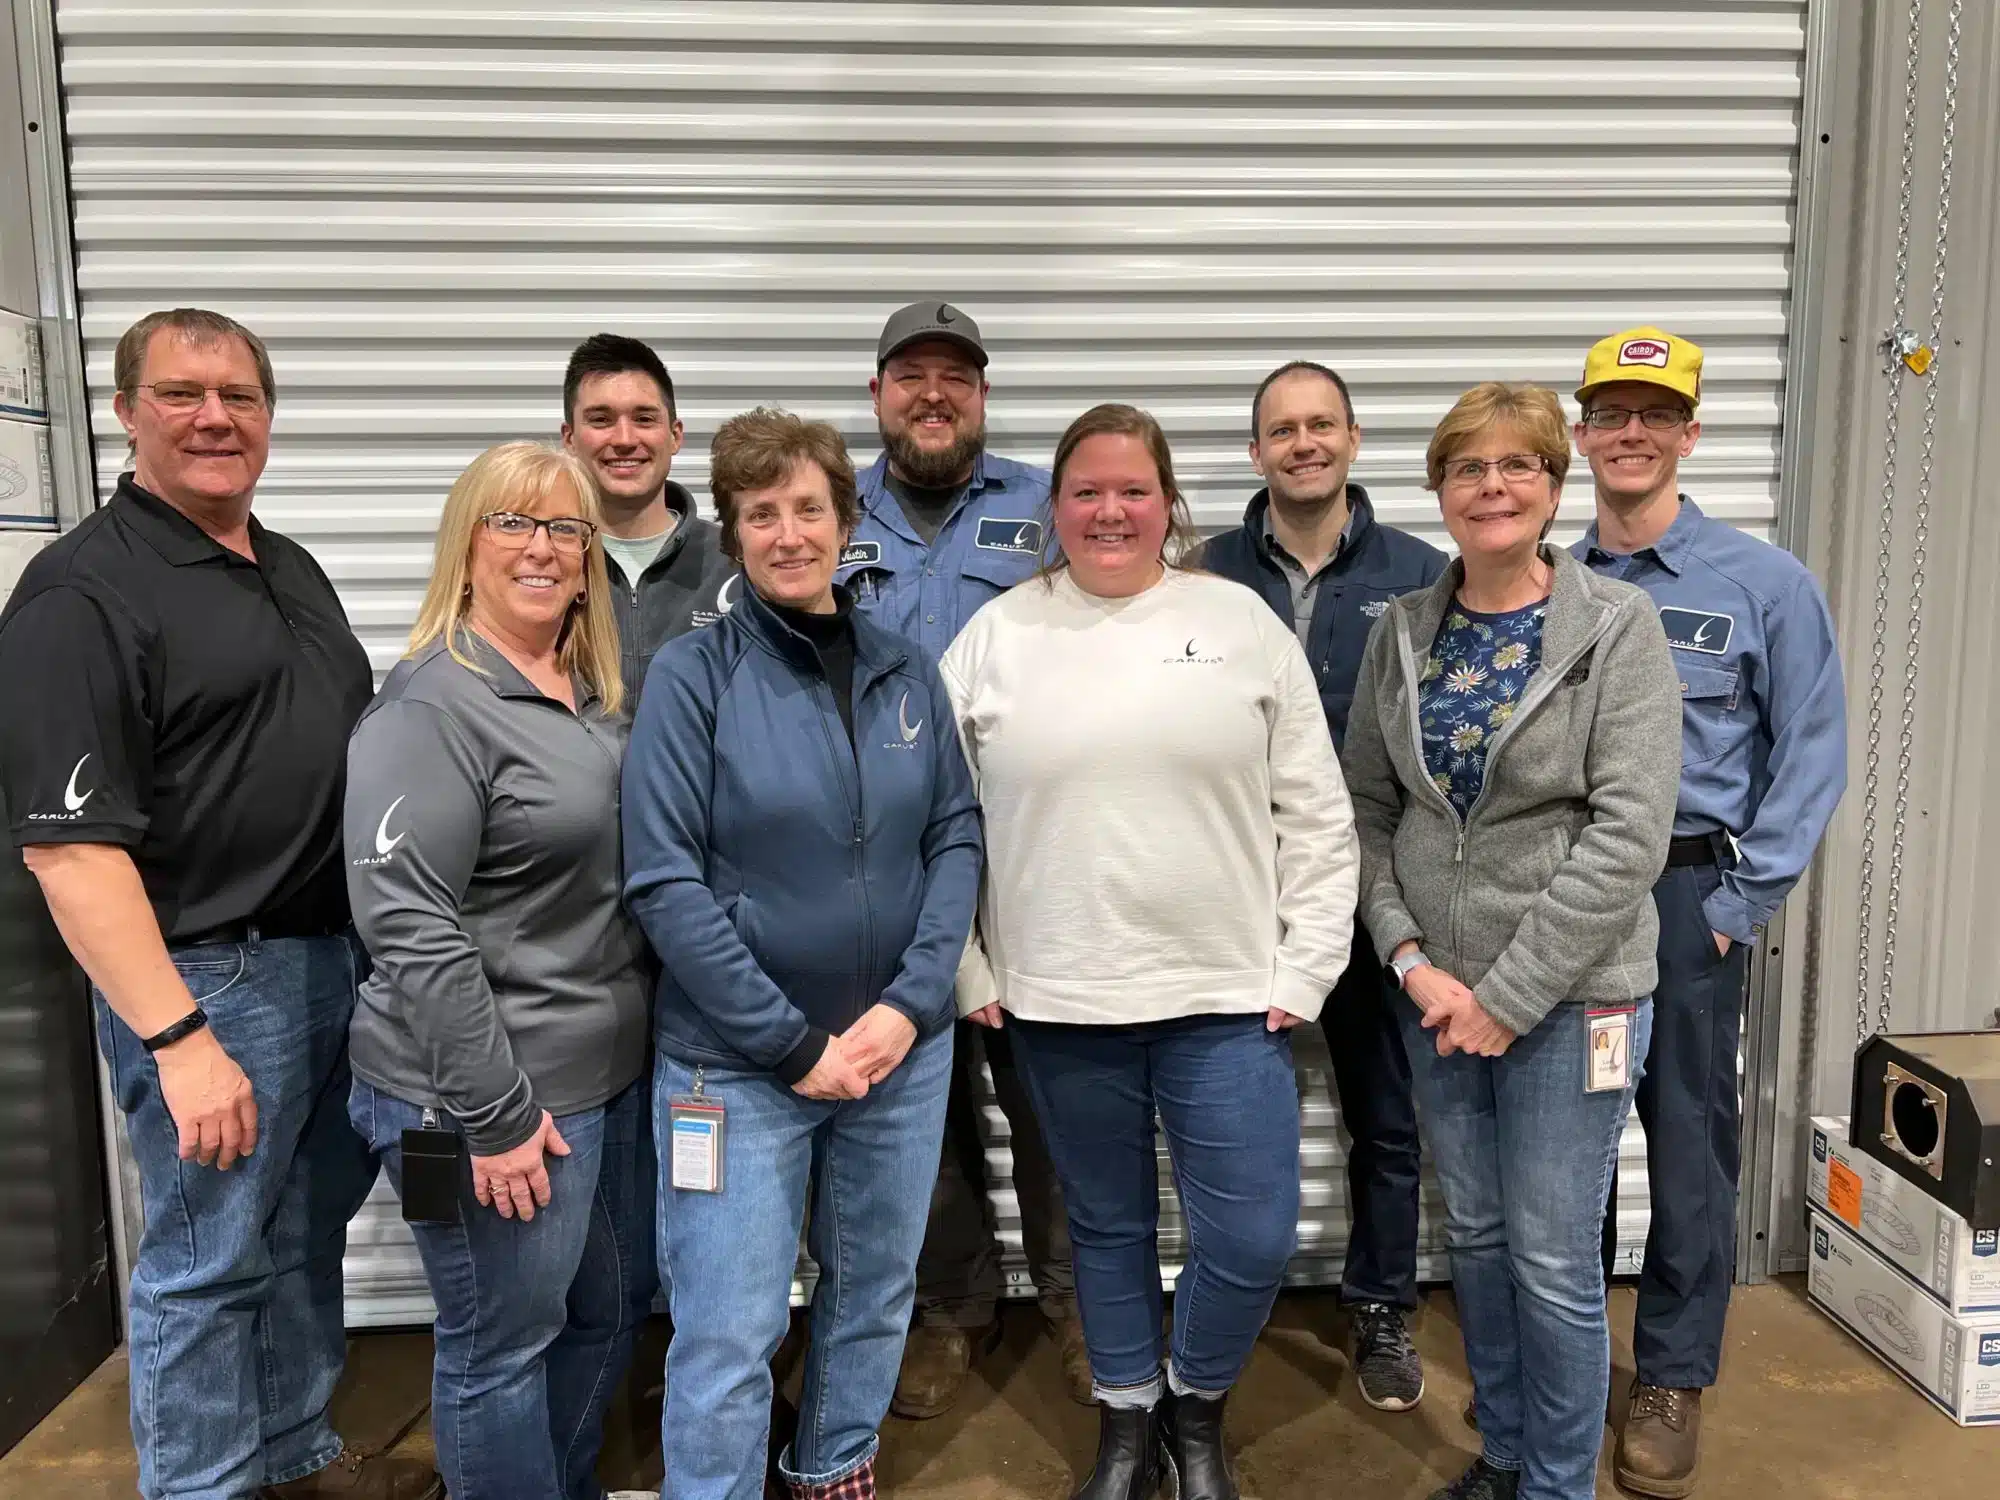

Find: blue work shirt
<box><xmin>837</xmin><ymin>451</ymin><xmax>1052</xmax><ymax>663</ymax></box>
<box><xmin>1576</xmin><ymin>496</ymin><xmax>1847</xmax><ymax>945</ymax></box>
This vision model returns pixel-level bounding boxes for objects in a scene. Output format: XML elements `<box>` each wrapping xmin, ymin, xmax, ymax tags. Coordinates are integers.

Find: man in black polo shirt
<box><xmin>1196</xmin><ymin>360</ymin><xmax>1446</xmax><ymax>1414</ymax></box>
<box><xmin>0</xmin><ymin>309</ymin><xmax>437</xmax><ymax>1500</ymax></box>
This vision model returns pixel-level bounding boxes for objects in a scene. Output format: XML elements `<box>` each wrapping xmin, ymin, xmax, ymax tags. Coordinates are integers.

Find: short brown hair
<box><xmin>1038</xmin><ymin>403</ymin><xmax>1201</xmax><ymax>582</ymax></box>
<box><xmin>709</xmin><ymin>407</ymin><xmax>861</xmax><ymax>561</ymax></box>
<box><xmin>1424</xmin><ymin>382</ymin><xmax>1571</xmax><ymax>492</ymax></box>
<box><xmin>114</xmin><ymin>308</ymin><xmax>277</xmax><ymax>409</ymax></box>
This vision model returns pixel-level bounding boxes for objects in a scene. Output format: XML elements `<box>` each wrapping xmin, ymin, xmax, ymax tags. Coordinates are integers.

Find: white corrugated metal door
<box><xmin>53</xmin><ymin>1</ymin><xmax>1808</xmax><ymax>1327</ymax></box>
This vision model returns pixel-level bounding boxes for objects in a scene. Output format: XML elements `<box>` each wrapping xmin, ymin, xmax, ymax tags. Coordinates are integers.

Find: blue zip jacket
<box><xmin>622</xmin><ymin>579</ymin><xmax>983</xmax><ymax>1082</ymax></box>
<box><xmin>1197</xmin><ymin>485</ymin><xmax>1447</xmax><ymax>746</ymax></box>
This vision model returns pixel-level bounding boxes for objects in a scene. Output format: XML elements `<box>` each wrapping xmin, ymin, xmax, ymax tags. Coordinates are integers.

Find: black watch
<box><xmin>141</xmin><ymin>1007</ymin><xmax>211</xmax><ymax>1053</ymax></box>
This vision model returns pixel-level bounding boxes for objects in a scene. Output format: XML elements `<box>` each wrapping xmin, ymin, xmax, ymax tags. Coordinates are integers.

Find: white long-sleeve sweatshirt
<box><xmin>939</xmin><ymin>565</ymin><xmax>1358</xmax><ymax>1025</ymax></box>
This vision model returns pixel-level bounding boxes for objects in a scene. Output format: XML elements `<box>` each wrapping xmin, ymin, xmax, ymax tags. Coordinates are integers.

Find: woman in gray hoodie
<box><xmin>1342</xmin><ymin>383</ymin><xmax>1681</xmax><ymax>1500</ymax></box>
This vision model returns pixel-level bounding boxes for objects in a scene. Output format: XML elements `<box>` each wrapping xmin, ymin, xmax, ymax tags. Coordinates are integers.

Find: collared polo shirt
<box><xmin>1576</xmin><ymin>495</ymin><xmax>1847</xmax><ymax>942</ymax></box>
<box><xmin>1263</xmin><ymin>506</ymin><xmax>1358</xmax><ymax>648</ymax></box>
<box><xmin>0</xmin><ymin>474</ymin><xmax>374</xmax><ymax>942</ymax></box>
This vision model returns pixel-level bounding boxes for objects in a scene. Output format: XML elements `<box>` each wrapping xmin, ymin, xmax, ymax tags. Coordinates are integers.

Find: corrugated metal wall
<box><xmin>51</xmin><ymin>0</ymin><xmax>1808</xmax><ymax>1326</ymax></box>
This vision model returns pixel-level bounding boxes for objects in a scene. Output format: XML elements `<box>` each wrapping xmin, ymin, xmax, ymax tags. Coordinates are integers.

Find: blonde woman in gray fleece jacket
<box><xmin>1341</xmin><ymin>384</ymin><xmax>1681</xmax><ymax>1500</ymax></box>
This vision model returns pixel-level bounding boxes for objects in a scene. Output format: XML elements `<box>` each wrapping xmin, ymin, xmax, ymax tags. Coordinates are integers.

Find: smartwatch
<box><xmin>141</xmin><ymin>1007</ymin><xmax>211</xmax><ymax>1053</ymax></box>
<box><xmin>1389</xmin><ymin>951</ymin><xmax>1432</xmax><ymax>990</ymax></box>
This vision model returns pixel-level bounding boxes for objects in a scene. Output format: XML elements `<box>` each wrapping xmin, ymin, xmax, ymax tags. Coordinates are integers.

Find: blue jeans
<box><xmin>1400</xmin><ymin>996</ymin><xmax>1653</xmax><ymax>1500</ymax></box>
<box><xmin>1009</xmin><ymin>1013</ymin><xmax>1301</xmax><ymax>1403</ymax></box>
<box><xmin>654</xmin><ymin>1027</ymin><xmax>951</xmax><ymax>1500</ymax></box>
<box><xmin>96</xmin><ymin>932</ymin><xmax>379</xmax><ymax>1500</ymax></box>
<box><xmin>349</xmin><ymin>1074</ymin><xmax>656</xmax><ymax>1500</ymax></box>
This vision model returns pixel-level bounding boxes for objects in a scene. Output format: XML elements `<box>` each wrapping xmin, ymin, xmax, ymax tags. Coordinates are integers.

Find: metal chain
<box><xmin>1882</xmin><ymin>0</ymin><xmax>1961</xmax><ymax>1023</ymax></box>
<box><xmin>1857</xmin><ymin>0</ymin><xmax>1961</xmax><ymax>1038</ymax></box>
<box><xmin>1856</xmin><ymin>0</ymin><xmax>1926</xmax><ymax>1041</ymax></box>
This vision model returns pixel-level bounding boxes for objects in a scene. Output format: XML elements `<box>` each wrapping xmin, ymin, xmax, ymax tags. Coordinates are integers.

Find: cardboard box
<box><xmin>0</xmin><ymin>532</ymin><xmax>52</xmax><ymax>606</ymax></box>
<box><xmin>0</xmin><ymin>309</ymin><xmax>45</xmax><ymax>419</ymax></box>
<box><xmin>1808</xmin><ymin>1209</ymin><xmax>2000</xmax><ymax>1425</ymax></box>
<box><xmin>0</xmin><ymin>415</ymin><xmax>56</xmax><ymax>529</ymax></box>
<box><xmin>1810</xmin><ymin>1115</ymin><xmax>2000</xmax><ymax>1316</ymax></box>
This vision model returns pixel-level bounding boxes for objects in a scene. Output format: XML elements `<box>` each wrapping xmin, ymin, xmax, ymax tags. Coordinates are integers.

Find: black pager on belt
<box><xmin>401</xmin><ymin>1109</ymin><xmax>464</xmax><ymax>1225</ymax></box>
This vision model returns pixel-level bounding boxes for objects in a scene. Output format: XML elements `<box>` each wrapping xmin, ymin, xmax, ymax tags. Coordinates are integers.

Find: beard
<box><xmin>881</xmin><ymin>417</ymin><xmax>986</xmax><ymax>489</ymax></box>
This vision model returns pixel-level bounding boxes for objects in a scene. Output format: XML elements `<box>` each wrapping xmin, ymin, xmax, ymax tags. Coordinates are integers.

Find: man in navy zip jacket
<box><xmin>1196</xmin><ymin>360</ymin><xmax>1446</xmax><ymax>1413</ymax></box>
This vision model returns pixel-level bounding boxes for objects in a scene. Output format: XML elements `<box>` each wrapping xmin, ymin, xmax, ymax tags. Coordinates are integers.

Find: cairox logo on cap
<box><xmin>1618</xmin><ymin>338</ymin><xmax>1672</xmax><ymax>368</ymax></box>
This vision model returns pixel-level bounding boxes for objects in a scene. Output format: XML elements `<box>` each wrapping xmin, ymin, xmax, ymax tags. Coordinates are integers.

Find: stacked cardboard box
<box><xmin>1807</xmin><ymin>1116</ymin><xmax>2000</xmax><ymax>1425</ymax></box>
<box><xmin>0</xmin><ymin>308</ymin><xmax>54</xmax><ymax>531</ymax></box>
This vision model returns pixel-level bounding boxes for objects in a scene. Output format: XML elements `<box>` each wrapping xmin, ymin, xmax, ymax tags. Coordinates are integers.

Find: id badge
<box><xmin>668</xmin><ymin>1080</ymin><xmax>725</xmax><ymax>1193</ymax></box>
<box><xmin>1586</xmin><ymin>1007</ymin><xmax>1635</xmax><ymax>1094</ymax></box>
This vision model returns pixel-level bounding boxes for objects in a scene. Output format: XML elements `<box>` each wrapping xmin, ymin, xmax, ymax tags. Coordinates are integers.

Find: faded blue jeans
<box><xmin>350</xmin><ymin>1074</ymin><xmax>655</xmax><ymax>1500</ymax></box>
<box><xmin>96</xmin><ymin>932</ymin><xmax>379</xmax><ymax>1500</ymax></box>
<box><xmin>1008</xmin><ymin>1012</ymin><xmax>1302</xmax><ymax>1404</ymax></box>
<box><xmin>653</xmin><ymin>1026</ymin><xmax>951</xmax><ymax>1500</ymax></box>
<box><xmin>1400</xmin><ymin>996</ymin><xmax>1652</xmax><ymax>1500</ymax></box>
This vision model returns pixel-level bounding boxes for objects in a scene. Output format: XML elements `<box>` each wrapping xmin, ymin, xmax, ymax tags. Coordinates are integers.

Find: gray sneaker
<box><xmin>1428</xmin><ymin>1458</ymin><xmax>1519</xmax><ymax>1500</ymax></box>
<box><xmin>1348</xmin><ymin>1302</ymin><xmax>1425</xmax><ymax>1411</ymax></box>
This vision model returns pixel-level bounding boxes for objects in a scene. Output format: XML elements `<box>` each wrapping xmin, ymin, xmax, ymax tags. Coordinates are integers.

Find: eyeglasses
<box><xmin>1582</xmin><ymin>405</ymin><xmax>1689</xmax><ymax>431</ymax></box>
<box><xmin>1441</xmin><ymin>454</ymin><xmax>1550</xmax><ymax>488</ymax></box>
<box><xmin>479</xmin><ymin>511</ymin><xmax>597</xmax><ymax>554</ymax></box>
<box><xmin>138</xmin><ymin>381</ymin><xmax>269</xmax><ymax>415</ymax></box>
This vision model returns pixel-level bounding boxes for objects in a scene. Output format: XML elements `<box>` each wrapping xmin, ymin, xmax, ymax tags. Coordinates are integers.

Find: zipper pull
<box><xmin>1455</xmin><ymin>829</ymin><xmax>1466</xmax><ymax>864</ymax></box>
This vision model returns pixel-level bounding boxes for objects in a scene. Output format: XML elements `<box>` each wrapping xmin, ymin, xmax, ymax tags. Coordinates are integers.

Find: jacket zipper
<box><xmin>799</xmin><ymin>658</ymin><xmax>874</xmax><ymax>1035</ymax></box>
<box><xmin>1393</xmin><ymin>596</ymin><xmax>1623</xmax><ymax>964</ymax></box>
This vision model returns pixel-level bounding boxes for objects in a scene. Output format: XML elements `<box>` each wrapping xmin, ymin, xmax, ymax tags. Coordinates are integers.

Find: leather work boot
<box><xmin>1615</xmin><ymin>1382</ymin><xmax>1703</xmax><ymax>1498</ymax></box>
<box><xmin>891</xmin><ymin>1319</ymin><xmax>1000</xmax><ymax>1419</ymax></box>
<box><xmin>1053</xmin><ymin>1307</ymin><xmax>1095</xmax><ymax>1406</ymax></box>
<box><xmin>1161</xmin><ymin>1390</ymin><xmax>1237</xmax><ymax>1500</ymax></box>
<box><xmin>261</xmin><ymin>1447</ymin><xmax>441</xmax><ymax>1500</ymax></box>
<box><xmin>1073</xmin><ymin>1401</ymin><xmax>1164</xmax><ymax>1500</ymax></box>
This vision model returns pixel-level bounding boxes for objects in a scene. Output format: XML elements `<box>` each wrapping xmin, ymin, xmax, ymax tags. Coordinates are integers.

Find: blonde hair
<box><xmin>409</xmin><ymin>441</ymin><xmax>625</xmax><ymax>717</ymax></box>
<box><xmin>1424</xmin><ymin>382</ymin><xmax>1572</xmax><ymax>492</ymax></box>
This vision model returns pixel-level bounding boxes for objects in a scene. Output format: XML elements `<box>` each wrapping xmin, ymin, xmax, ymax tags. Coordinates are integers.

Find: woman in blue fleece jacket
<box><xmin>621</xmin><ymin>407</ymin><xmax>982</xmax><ymax>1500</ymax></box>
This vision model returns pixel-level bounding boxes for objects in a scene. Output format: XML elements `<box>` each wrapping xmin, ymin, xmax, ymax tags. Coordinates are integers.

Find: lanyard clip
<box><xmin>421</xmin><ymin>1106</ymin><xmax>441</xmax><ymax>1131</ymax></box>
<box><xmin>692</xmin><ymin>1066</ymin><xmax>706</xmax><ymax>1100</ymax></box>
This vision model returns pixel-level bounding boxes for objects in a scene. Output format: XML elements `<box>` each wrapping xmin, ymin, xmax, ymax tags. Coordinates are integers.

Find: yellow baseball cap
<box><xmin>1576</xmin><ymin>326</ymin><xmax>1703</xmax><ymax>408</ymax></box>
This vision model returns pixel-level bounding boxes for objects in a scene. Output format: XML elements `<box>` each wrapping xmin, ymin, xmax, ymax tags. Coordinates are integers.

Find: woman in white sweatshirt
<box><xmin>940</xmin><ymin>403</ymin><xmax>1358</xmax><ymax>1500</ymax></box>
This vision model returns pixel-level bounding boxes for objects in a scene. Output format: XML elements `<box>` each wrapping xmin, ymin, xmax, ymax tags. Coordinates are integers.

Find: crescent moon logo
<box><xmin>898</xmin><ymin>691</ymin><xmax>924</xmax><ymax>743</ymax></box>
<box><xmin>717</xmin><ymin>573</ymin><xmax>741</xmax><ymax>613</ymax></box>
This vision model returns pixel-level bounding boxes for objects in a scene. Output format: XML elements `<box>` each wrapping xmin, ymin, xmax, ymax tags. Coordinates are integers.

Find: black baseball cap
<box><xmin>876</xmin><ymin>301</ymin><xmax>988</xmax><ymax>370</ymax></box>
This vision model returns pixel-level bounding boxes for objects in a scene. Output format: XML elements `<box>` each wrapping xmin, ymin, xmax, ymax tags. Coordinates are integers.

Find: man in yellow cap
<box><xmin>1571</xmin><ymin>328</ymin><xmax>1846</xmax><ymax>1496</ymax></box>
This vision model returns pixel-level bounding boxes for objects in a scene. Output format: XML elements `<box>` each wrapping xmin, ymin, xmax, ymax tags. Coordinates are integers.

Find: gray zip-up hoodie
<box><xmin>1342</xmin><ymin>545</ymin><xmax>1682</xmax><ymax>1036</ymax></box>
<box><xmin>609</xmin><ymin>480</ymin><xmax>738</xmax><ymax>703</ymax></box>
<box><xmin>344</xmin><ymin>633</ymin><xmax>651</xmax><ymax>1154</ymax></box>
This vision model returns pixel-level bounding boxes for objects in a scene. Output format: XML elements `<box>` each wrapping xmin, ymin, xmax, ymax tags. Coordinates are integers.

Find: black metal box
<box><xmin>1851</xmin><ymin>1031</ymin><xmax>2000</xmax><ymax>1231</ymax></box>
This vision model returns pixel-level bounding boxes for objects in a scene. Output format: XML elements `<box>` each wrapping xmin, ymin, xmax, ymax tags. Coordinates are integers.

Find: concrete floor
<box><xmin>3</xmin><ymin>1281</ymin><xmax>1990</xmax><ymax>1499</ymax></box>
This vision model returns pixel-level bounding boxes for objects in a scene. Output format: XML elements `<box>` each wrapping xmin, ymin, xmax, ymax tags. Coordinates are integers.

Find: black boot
<box><xmin>1073</xmin><ymin>1401</ymin><xmax>1164</xmax><ymax>1500</ymax></box>
<box><xmin>1161</xmin><ymin>1390</ymin><xmax>1236</xmax><ymax>1500</ymax></box>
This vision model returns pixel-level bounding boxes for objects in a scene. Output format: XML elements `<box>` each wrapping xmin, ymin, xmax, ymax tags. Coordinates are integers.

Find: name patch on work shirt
<box><xmin>838</xmin><ymin>541</ymin><xmax>882</xmax><ymax>568</ymax></box>
<box><xmin>975</xmin><ymin>518</ymin><xmax>1042</xmax><ymax>554</ymax></box>
<box><xmin>1659</xmin><ymin>607</ymin><xmax>1734</xmax><ymax>655</ymax></box>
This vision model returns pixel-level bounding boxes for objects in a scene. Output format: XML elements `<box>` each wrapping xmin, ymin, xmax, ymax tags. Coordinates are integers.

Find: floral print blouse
<box><xmin>1418</xmin><ymin>598</ymin><xmax>1548</xmax><ymax>818</ymax></box>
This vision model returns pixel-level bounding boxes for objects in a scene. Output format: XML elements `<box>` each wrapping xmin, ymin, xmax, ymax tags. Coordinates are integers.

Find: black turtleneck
<box><xmin>771</xmin><ymin>595</ymin><xmax>858</xmax><ymax>748</ymax></box>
